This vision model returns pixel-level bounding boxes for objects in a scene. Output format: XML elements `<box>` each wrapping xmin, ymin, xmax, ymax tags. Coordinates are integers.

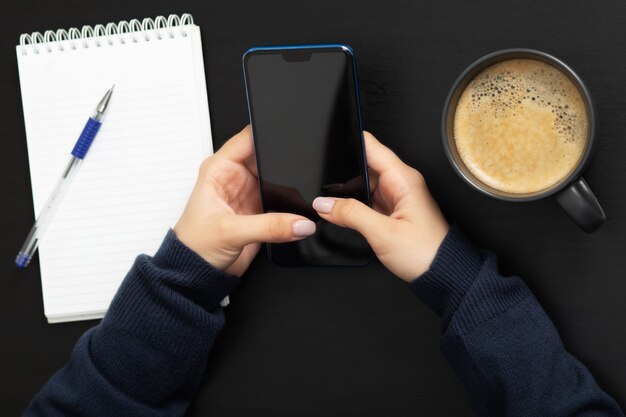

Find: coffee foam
<box><xmin>453</xmin><ymin>59</ymin><xmax>588</xmax><ymax>194</ymax></box>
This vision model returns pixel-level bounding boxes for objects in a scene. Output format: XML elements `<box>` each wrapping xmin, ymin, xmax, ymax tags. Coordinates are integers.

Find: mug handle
<box><xmin>554</xmin><ymin>177</ymin><xmax>606</xmax><ymax>233</ymax></box>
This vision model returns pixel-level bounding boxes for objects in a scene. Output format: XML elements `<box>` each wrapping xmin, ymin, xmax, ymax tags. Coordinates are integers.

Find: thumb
<box><xmin>312</xmin><ymin>197</ymin><xmax>392</xmax><ymax>243</ymax></box>
<box><xmin>226</xmin><ymin>213</ymin><xmax>316</xmax><ymax>246</ymax></box>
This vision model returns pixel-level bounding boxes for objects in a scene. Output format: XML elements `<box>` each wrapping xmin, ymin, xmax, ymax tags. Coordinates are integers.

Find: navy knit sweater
<box><xmin>24</xmin><ymin>226</ymin><xmax>624</xmax><ymax>416</ymax></box>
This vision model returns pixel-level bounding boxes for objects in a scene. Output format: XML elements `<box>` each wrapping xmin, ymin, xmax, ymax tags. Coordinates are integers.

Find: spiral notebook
<box><xmin>16</xmin><ymin>14</ymin><xmax>213</xmax><ymax>323</ymax></box>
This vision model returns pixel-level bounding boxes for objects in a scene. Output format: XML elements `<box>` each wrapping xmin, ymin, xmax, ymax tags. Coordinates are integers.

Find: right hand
<box><xmin>312</xmin><ymin>132</ymin><xmax>449</xmax><ymax>282</ymax></box>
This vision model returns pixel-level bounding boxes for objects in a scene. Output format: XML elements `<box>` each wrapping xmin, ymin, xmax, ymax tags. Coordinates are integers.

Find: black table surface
<box><xmin>2</xmin><ymin>0</ymin><xmax>626</xmax><ymax>415</ymax></box>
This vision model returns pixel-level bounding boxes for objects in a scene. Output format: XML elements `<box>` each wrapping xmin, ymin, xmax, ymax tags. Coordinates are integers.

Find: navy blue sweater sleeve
<box><xmin>411</xmin><ymin>226</ymin><xmax>624</xmax><ymax>417</ymax></box>
<box><xmin>24</xmin><ymin>230</ymin><xmax>240</xmax><ymax>417</ymax></box>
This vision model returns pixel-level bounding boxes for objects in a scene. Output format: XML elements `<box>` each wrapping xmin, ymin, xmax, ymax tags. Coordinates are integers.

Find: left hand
<box><xmin>174</xmin><ymin>126</ymin><xmax>316</xmax><ymax>276</ymax></box>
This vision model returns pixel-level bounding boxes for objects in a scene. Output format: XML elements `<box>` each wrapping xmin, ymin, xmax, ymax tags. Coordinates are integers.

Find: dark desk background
<box><xmin>2</xmin><ymin>0</ymin><xmax>626</xmax><ymax>415</ymax></box>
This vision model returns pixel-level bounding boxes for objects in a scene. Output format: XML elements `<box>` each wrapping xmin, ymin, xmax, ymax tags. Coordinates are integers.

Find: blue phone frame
<box><xmin>241</xmin><ymin>44</ymin><xmax>372</xmax><ymax>267</ymax></box>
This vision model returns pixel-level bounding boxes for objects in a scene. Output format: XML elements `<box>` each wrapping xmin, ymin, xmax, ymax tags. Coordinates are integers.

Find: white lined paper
<box><xmin>16</xmin><ymin>24</ymin><xmax>212</xmax><ymax>323</ymax></box>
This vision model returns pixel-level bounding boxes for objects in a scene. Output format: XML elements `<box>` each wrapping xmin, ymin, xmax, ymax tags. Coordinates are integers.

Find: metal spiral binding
<box><xmin>19</xmin><ymin>13</ymin><xmax>194</xmax><ymax>56</ymax></box>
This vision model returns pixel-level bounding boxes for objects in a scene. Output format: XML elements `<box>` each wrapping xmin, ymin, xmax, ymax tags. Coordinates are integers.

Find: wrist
<box><xmin>154</xmin><ymin>229</ymin><xmax>238</xmax><ymax>288</ymax></box>
<box><xmin>173</xmin><ymin>218</ymin><xmax>230</xmax><ymax>271</ymax></box>
<box><xmin>395</xmin><ymin>222</ymin><xmax>450</xmax><ymax>282</ymax></box>
<box><xmin>416</xmin><ymin>222</ymin><xmax>451</xmax><ymax>278</ymax></box>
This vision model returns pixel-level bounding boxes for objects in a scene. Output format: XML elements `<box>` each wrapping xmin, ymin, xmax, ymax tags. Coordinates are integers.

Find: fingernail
<box><xmin>312</xmin><ymin>197</ymin><xmax>335</xmax><ymax>214</ymax></box>
<box><xmin>293</xmin><ymin>220</ymin><xmax>316</xmax><ymax>237</ymax></box>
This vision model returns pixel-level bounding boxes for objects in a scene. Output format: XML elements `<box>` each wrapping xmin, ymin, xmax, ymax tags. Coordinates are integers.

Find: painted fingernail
<box><xmin>312</xmin><ymin>197</ymin><xmax>335</xmax><ymax>214</ymax></box>
<box><xmin>293</xmin><ymin>220</ymin><xmax>316</xmax><ymax>237</ymax></box>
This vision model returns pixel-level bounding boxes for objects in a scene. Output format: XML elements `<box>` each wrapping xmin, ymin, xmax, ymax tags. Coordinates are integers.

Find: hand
<box><xmin>174</xmin><ymin>126</ymin><xmax>316</xmax><ymax>277</ymax></box>
<box><xmin>312</xmin><ymin>132</ymin><xmax>449</xmax><ymax>282</ymax></box>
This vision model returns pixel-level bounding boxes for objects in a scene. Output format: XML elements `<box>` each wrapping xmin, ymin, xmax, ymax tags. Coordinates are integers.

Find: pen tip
<box><xmin>110</xmin><ymin>84</ymin><xmax>115</xmax><ymax>92</ymax></box>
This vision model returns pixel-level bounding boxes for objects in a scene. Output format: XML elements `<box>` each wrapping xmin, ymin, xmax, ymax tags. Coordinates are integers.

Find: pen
<box><xmin>15</xmin><ymin>85</ymin><xmax>115</xmax><ymax>268</ymax></box>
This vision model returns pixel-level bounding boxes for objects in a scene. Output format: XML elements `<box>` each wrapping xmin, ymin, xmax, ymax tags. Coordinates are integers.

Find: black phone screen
<box><xmin>243</xmin><ymin>46</ymin><xmax>372</xmax><ymax>266</ymax></box>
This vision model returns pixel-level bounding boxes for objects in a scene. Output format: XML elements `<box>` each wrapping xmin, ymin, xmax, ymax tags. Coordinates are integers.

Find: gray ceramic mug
<box><xmin>442</xmin><ymin>49</ymin><xmax>606</xmax><ymax>233</ymax></box>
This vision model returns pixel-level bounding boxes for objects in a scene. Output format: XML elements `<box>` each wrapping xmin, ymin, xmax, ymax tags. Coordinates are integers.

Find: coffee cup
<box><xmin>442</xmin><ymin>49</ymin><xmax>605</xmax><ymax>232</ymax></box>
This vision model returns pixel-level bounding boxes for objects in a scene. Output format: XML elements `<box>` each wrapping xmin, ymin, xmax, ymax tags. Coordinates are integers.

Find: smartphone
<box><xmin>242</xmin><ymin>44</ymin><xmax>373</xmax><ymax>267</ymax></box>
